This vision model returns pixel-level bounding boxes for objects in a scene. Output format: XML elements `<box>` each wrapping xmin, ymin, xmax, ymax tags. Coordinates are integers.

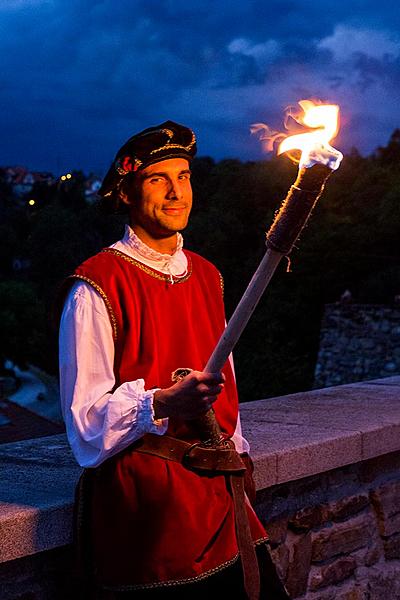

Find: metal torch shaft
<box><xmin>189</xmin><ymin>164</ymin><xmax>332</xmax><ymax>445</ymax></box>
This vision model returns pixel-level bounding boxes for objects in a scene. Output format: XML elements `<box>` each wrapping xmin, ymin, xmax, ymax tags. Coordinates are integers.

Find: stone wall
<box><xmin>314</xmin><ymin>304</ymin><xmax>400</xmax><ymax>388</ymax></box>
<box><xmin>0</xmin><ymin>547</ymin><xmax>74</xmax><ymax>600</ymax></box>
<box><xmin>3</xmin><ymin>452</ymin><xmax>400</xmax><ymax>600</ymax></box>
<box><xmin>1</xmin><ymin>377</ymin><xmax>400</xmax><ymax>599</ymax></box>
<box><xmin>258</xmin><ymin>451</ymin><xmax>400</xmax><ymax>599</ymax></box>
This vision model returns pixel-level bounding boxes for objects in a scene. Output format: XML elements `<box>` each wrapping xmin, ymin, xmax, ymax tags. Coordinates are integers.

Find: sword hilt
<box><xmin>171</xmin><ymin>368</ymin><xmax>225</xmax><ymax>447</ymax></box>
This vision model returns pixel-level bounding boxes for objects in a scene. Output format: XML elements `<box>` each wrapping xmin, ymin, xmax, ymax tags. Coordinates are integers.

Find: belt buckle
<box><xmin>182</xmin><ymin>441</ymin><xmax>204</xmax><ymax>471</ymax></box>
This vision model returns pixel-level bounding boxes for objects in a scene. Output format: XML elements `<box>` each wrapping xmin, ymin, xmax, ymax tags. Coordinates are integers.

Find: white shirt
<box><xmin>59</xmin><ymin>225</ymin><xmax>250</xmax><ymax>467</ymax></box>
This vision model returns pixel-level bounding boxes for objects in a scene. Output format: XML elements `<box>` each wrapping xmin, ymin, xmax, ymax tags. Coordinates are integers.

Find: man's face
<box><xmin>127</xmin><ymin>158</ymin><xmax>193</xmax><ymax>239</ymax></box>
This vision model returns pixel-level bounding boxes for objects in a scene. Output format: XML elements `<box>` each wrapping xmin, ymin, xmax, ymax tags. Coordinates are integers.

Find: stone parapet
<box><xmin>1</xmin><ymin>376</ymin><xmax>400</xmax><ymax>598</ymax></box>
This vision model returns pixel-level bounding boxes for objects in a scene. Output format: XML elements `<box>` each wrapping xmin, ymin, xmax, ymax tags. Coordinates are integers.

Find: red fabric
<box><xmin>73</xmin><ymin>249</ymin><xmax>266</xmax><ymax>588</ymax></box>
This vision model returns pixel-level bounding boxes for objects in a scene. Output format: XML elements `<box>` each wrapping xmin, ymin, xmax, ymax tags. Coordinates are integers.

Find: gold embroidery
<box><xmin>219</xmin><ymin>272</ymin><xmax>224</xmax><ymax>298</ymax></box>
<box><xmin>103</xmin><ymin>553</ymin><xmax>240</xmax><ymax>591</ymax></box>
<box><xmin>102</xmin><ymin>537</ymin><xmax>269</xmax><ymax>591</ymax></box>
<box><xmin>69</xmin><ymin>275</ymin><xmax>118</xmax><ymax>341</ymax></box>
<box><xmin>149</xmin><ymin>130</ymin><xmax>196</xmax><ymax>155</ymax></box>
<box><xmin>101</xmin><ymin>248</ymin><xmax>193</xmax><ymax>284</ymax></box>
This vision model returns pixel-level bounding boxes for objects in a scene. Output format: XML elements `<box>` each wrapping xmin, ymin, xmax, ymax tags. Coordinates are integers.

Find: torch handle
<box><xmin>205</xmin><ymin>249</ymin><xmax>282</xmax><ymax>373</ymax></box>
<box><xmin>186</xmin><ymin>249</ymin><xmax>281</xmax><ymax>446</ymax></box>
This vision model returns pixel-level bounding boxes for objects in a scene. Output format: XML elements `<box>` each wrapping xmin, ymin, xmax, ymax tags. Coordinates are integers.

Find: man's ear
<box><xmin>119</xmin><ymin>177</ymin><xmax>138</xmax><ymax>206</ymax></box>
<box><xmin>119</xmin><ymin>189</ymin><xmax>132</xmax><ymax>206</ymax></box>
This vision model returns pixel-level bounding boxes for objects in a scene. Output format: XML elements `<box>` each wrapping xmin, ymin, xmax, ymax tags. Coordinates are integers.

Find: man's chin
<box><xmin>157</xmin><ymin>218</ymin><xmax>189</xmax><ymax>236</ymax></box>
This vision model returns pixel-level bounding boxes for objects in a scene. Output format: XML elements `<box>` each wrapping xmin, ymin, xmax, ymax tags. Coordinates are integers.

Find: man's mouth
<box><xmin>162</xmin><ymin>206</ymin><xmax>187</xmax><ymax>214</ymax></box>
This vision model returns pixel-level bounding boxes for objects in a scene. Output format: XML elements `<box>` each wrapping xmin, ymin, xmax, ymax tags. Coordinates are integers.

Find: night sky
<box><xmin>1</xmin><ymin>0</ymin><xmax>400</xmax><ymax>175</ymax></box>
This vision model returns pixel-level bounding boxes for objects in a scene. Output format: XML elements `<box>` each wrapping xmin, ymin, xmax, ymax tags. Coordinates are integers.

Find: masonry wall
<box><xmin>2</xmin><ymin>451</ymin><xmax>400</xmax><ymax>600</ymax></box>
<box><xmin>258</xmin><ymin>451</ymin><xmax>400</xmax><ymax>599</ymax></box>
<box><xmin>0</xmin><ymin>547</ymin><xmax>73</xmax><ymax>600</ymax></box>
<box><xmin>314</xmin><ymin>304</ymin><xmax>400</xmax><ymax>388</ymax></box>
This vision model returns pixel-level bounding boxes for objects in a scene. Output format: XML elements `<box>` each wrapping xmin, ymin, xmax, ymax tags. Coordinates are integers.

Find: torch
<box><xmin>187</xmin><ymin>100</ymin><xmax>343</xmax><ymax>446</ymax></box>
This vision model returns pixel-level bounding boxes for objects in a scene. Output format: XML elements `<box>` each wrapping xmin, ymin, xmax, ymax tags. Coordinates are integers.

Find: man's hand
<box><xmin>153</xmin><ymin>371</ymin><xmax>225</xmax><ymax>420</ymax></box>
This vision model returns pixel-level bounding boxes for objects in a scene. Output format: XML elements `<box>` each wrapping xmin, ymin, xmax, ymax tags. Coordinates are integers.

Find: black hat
<box><xmin>99</xmin><ymin>120</ymin><xmax>197</xmax><ymax>198</ymax></box>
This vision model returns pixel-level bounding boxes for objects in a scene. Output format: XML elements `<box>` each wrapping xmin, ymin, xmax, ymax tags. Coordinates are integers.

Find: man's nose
<box><xmin>166</xmin><ymin>178</ymin><xmax>183</xmax><ymax>200</ymax></box>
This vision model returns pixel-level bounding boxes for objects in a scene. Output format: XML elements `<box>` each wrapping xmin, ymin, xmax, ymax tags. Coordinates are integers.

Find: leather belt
<box><xmin>134</xmin><ymin>433</ymin><xmax>260</xmax><ymax>600</ymax></box>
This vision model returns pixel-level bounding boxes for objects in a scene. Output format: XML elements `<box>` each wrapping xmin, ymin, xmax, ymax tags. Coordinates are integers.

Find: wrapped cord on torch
<box><xmin>266</xmin><ymin>164</ymin><xmax>332</xmax><ymax>255</ymax></box>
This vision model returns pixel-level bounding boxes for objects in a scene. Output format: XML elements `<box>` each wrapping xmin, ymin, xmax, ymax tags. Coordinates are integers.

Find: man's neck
<box><xmin>131</xmin><ymin>224</ymin><xmax>178</xmax><ymax>256</ymax></box>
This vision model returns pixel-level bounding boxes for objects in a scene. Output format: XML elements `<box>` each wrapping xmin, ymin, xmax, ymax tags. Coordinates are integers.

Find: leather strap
<box><xmin>231</xmin><ymin>473</ymin><xmax>260</xmax><ymax>600</ymax></box>
<box><xmin>135</xmin><ymin>433</ymin><xmax>245</xmax><ymax>472</ymax></box>
<box><xmin>134</xmin><ymin>434</ymin><xmax>260</xmax><ymax>600</ymax></box>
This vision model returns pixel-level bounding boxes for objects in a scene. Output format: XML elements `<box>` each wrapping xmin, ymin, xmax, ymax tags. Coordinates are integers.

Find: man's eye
<box><xmin>150</xmin><ymin>177</ymin><xmax>164</xmax><ymax>184</ymax></box>
<box><xmin>179</xmin><ymin>173</ymin><xmax>191</xmax><ymax>180</ymax></box>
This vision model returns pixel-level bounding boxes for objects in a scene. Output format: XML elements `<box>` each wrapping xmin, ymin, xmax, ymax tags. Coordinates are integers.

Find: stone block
<box><xmin>289</xmin><ymin>504</ymin><xmax>328</xmax><ymax>532</ymax></box>
<box><xmin>284</xmin><ymin>532</ymin><xmax>312</xmax><ymax>599</ymax></box>
<box><xmin>370</xmin><ymin>480</ymin><xmax>400</xmax><ymax>518</ymax></box>
<box><xmin>305</xmin><ymin>581</ymin><xmax>369</xmax><ymax>600</ymax></box>
<box><xmin>275</xmin><ymin>427</ymin><xmax>361</xmax><ymax>485</ymax></box>
<box><xmin>383</xmin><ymin>532</ymin><xmax>400</xmax><ymax>560</ymax></box>
<box><xmin>368</xmin><ymin>563</ymin><xmax>400</xmax><ymax>599</ymax></box>
<box><xmin>377</xmin><ymin>512</ymin><xmax>400</xmax><ymax>538</ymax></box>
<box><xmin>329</xmin><ymin>494</ymin><xmax>369</xmax><ymax>522</ymax></box>
<box><xmin>326</xmin><ymin>464</ymin><xmax>359</xmax><ymax>491</ymax></box>
<box><xmin>362</xmin><ymin>423</ymin><xmax>400</xmax><ymax>461</ymax></box>
<box><xmin>0</xmin><ymin>546</ymin><xmax>74</xmax><ymax>600</ymax></box>
<box><xmin>252</xmin><ymin>453</ymin><xmax>277</xmax><ymax>490</ymax></box>
<box><xmin>364</xmin><ymin>542</ymin><xmax>383</xmax><ymax>567</ymax></box>
<box><xmin>336</xmin><ymin>582</ymin><xmax>369</xmax><ymax>600</ymax></box>
<box><xmin>307</xmin><ymin>588</ymin><xmax>336</xmax><ymax>600</ymax></box>
<box><xmin>370</xmin><ymin>482</ymin><xmax>400</xmax><ymax>537</ymax></box>
<box><xmin>266</xmin><ymin>517</ymin><xmax>288</xmax><ymax>548</ymax></box>
<box><xmin>359</xmin><ymin>451</ymin><xmax>400</xmax><ymax>484</ymax></box>
<box><xmin>312</xmin><ymin>516</ymin><xmax>372</xmax><ymax>562</ymax></box>
<box><xmin>309</xmin><ymin>556</ymin><xmax>357</xmax><ymax>590</ymax></box>
<box><xmin>348</xmin><ymin>543</ymin><xmax>383</xmax><ymax>571</ymax></box>
<box><xmin>270</xmin><ymin>544</ymin><xmax>289</xmax><ymax>581</ymax></box>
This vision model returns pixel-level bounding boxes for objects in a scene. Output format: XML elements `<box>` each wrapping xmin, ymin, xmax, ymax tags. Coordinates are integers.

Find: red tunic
<box><xmin>71</xmin><ymin>247</ymin><xmax>266</xmax><ymax>590</ymax></box>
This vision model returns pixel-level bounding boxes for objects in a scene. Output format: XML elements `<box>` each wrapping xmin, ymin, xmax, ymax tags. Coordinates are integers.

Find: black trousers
<box><xmin>104</xmin><ymin>544</ymin><xmax>290</xmax><ymax>600</ymax></box>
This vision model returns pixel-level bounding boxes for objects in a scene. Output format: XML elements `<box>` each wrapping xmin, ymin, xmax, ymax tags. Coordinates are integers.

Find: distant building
<box><xmin>84</xmin><ymin>175</ymin><xmax>102</xmax><ymax>203</ymax></box>
<box><xmin>4</xmin><ymin>166</ymin><xmax>54</xmax><ymax>196</ymax></box>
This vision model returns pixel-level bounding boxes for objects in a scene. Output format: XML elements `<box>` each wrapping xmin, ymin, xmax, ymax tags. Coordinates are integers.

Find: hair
<box><xmin>98</xmin><ymin>172</ymin><xmax>138</xmax><ymax>215</ymax></box>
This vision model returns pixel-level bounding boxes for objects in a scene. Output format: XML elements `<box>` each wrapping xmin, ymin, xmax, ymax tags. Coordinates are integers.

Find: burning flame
<box><xmin>251</xmin><ymin>99</ymin><xmax>342</xmax><ymax>170</ymax></box>
<box><xmin>278</xmin><ymin>100</ymin><xmax>339</xmax><ymax>155</ymax></box>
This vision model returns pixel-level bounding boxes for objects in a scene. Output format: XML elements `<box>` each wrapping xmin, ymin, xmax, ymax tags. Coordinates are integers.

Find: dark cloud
<box><xmin>1</xmin><ymin>0</ymin><xmax>399</xmax><ymax>173</ymax></box>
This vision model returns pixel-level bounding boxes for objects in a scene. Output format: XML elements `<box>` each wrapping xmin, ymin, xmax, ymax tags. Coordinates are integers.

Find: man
<box><xmin>59</xmin><ymin>121</ymin><xmax>289</xmax><ymax>599</ymax></box>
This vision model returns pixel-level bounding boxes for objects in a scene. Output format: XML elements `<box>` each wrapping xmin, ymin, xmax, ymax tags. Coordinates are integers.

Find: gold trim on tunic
<box><xmin>68</xmin><ymin>274</ymin><xmax>118</xmax><ymax>341</ymax></box>
<box><xmin>101</xmin><ymin>248</ymin><xmax>193</xmax><ymax>284</ymax></box>
<box><xmin>101</xmin><ymin>537</ymin><xmax>269</xmax><ymax>591</ymax></box>
<box><xmin>219</xmin><ymin>272</ymin><xmax>224</xmax><ymax>297</ymax></box>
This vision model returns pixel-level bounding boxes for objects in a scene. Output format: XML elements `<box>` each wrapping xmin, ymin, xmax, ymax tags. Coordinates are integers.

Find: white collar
<box><xmin>122</xmin><ymin>225</ymin><xmax>183</xmax><ymax>262</ymax></box>
<box><xmin>110</xmin><ymin>225</ymin><xmax>188</xmax><ymax>280</ymax></box>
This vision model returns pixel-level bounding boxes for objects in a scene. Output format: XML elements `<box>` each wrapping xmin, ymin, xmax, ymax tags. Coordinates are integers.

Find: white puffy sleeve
<box><xmin>59</xmin><ymin>281</ymin><xmax>168</xmax><ymax>468</ymax></box>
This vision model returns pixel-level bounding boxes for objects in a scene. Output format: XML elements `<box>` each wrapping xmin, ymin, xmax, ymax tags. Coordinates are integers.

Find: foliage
<box><xmin>1</xmin><ymin>132</ymin><xmax>399</xmax><ymax>400</ymax></box>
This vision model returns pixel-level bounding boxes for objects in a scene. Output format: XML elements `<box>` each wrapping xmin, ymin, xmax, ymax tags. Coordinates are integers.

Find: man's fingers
<box><xmin>196</xmin><ymin>382</ymin><xmax>224</xmax><ymax>396</ymax></box>
<box><xmin>205</xmin><ymin>384</ymin><xmax>224</xmax><ymax>396</ymax></box>
<box><xmin>200</xmin><ymin>395</ymin><xmax>217</xmax><ymax>411</ymax></box>
<box><xmin>197</xmin><ymin>371</ymin><xmax>225</xmax><ymax>385</ymax></box>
